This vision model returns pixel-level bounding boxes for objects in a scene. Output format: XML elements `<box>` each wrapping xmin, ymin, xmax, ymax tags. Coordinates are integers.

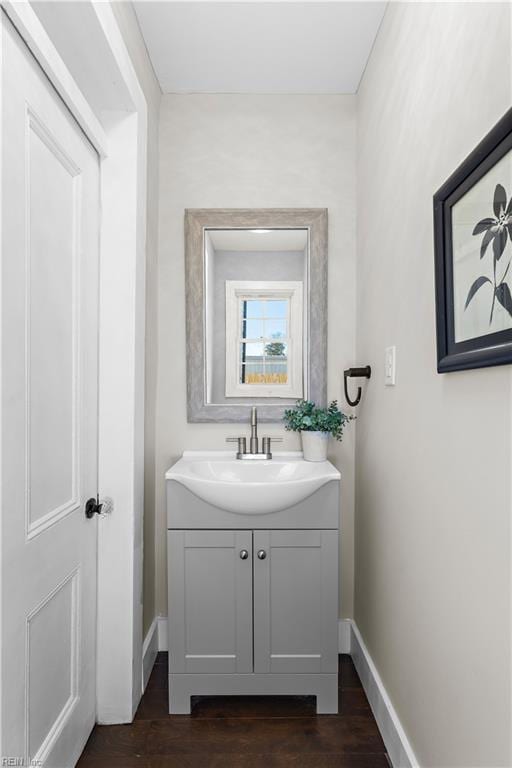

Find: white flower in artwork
<box><xmin>466</xmin><ymin>183</ymin><xmax>512</xmax><ymax>323</ymax></box>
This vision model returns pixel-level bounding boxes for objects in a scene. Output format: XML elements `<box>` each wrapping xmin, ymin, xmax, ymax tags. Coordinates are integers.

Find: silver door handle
<box><xmin>239</xmin><ymin>549</ymin><xmax>249</xmax><ymax>560</ymax></box>
<box><xmin>257</xmin><ymin>550</ymin><xmax>267</xmax><ymax>560</ymax></box>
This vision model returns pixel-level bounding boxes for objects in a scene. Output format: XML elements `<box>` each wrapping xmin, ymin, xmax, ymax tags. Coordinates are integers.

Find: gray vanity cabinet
<box><xmin>167</xmin><ymin>530</ymin><xmax>253</xmax><ymax>674</ymax></box>
<box><xmin>167</xmin><ymin>477</ymin><xmax>340</xmax><ymax>715</ymax></box>
<box><xmin>253</xmin><ymin>530</ymin><xmax>338</xmax><ymax>675</ymax></box>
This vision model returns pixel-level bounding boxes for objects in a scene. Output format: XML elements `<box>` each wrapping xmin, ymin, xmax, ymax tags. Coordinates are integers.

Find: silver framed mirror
<box><xmin>185</xmin><ymin>208</ymin><xmax>328</xmax><ymax>422</ymax></box>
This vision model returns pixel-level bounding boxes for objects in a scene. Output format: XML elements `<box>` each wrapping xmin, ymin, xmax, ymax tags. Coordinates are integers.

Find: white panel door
<box><xmin>1</xmin><ymin>17</ymin><xmax>100</xmax><ymax>767</ymax></box>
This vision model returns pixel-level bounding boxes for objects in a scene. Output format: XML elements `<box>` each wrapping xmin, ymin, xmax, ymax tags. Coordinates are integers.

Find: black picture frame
<box><xmin>434</xmin><ymin>107</ymin><xmax>512</xmax><ymax>372</ymax></box>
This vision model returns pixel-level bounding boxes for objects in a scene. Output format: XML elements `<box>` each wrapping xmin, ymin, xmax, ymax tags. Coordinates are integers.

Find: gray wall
<box><xmin>355</xmin><ymin>3</ymin><xmax>511</xmax><ymax>765</ymax></box>
<box><xmin>209</xmin><ymin>249</ymin><xmax>305</xmax><ymax>404</ymax></box>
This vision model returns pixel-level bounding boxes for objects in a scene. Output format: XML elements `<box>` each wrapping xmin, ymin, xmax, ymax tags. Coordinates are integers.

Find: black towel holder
<box><xmin>343</xmin><ymin>366</ymin><xmax>371</xmax><ymax>407</ymax></box>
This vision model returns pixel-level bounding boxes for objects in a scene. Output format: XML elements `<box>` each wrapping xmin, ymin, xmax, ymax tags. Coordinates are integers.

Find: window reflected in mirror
<box><xmin>240</xmin><ymin>298</ymin><xmax>289</xmax><ymax>385</ymax></box>
<box><xmin>225</xmin><ymin>281</ymin><xmax>303</xmax><ymax>398</ymax></box>
<box><xmin>204</xmin><ymin>228</ymin><xmax>307</xmax><ymax>403</ymax></box>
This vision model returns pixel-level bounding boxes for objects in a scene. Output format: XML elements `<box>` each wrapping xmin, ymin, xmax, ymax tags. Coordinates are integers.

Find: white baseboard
<box><xmin>141</xmin><ymin>618</ymin><xmax>159</xmax><ymax>692</ymax></box>
<box><xmin>157</xmin><ymin>615</ymin><xmax>168</xmax><ymax>651</ymax></box>
<box><xmin>338</xmin><ymin>618</ymin><xmax>351</xmax><ymax>653</ymax></box>
<box><xmin>350</xmin><ymin>621</ymin><xmax>419</xmax><ymax>768</ymax></box>
<box><xmin>150</xmin><ymin>615</ymin><xmax>416</xmax><ymax>768</ymax></box>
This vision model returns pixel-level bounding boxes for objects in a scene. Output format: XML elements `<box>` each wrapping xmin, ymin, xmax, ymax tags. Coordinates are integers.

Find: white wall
<box><xmin>157</xmin><ymin>94</ymin><xmax>357</xmax><ymax>619</ymax></box>
<box><xmin>355</xmin><ymin>3</ymin><xmax>512</xmax><ymax>766</ymax></box>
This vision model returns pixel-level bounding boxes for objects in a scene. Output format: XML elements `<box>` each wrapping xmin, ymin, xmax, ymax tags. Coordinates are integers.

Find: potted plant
<box><xmin>283</xmin><ymin>400</ymin><xmax>354</xmax><ymax>461</ymax></box>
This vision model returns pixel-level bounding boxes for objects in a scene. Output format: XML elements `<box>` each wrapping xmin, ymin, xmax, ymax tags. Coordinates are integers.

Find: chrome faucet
<box><xmin>226</xmin><ymin>407</ymin><xmax>282</xmax><ymax>460</ymax></box>
<box><xmin>249</xmin><ymin>405</ymin><xmax>259</xmax><ymax>455</ymax></box>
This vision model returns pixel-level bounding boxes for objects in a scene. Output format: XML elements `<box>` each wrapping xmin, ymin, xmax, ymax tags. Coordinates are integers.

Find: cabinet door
<box><xmin>168</xmin><ymin>530</ymin><xmax>253</xmax><ymax>673</ymax></box>
<box><xmin>253</xmin><ymin>530</ymin><xmax>338</xmax><ymax>674</ymax></box>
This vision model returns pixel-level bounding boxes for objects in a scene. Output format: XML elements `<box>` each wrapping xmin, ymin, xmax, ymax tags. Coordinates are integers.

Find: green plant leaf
<box><xmin>282</xmin><ymin>399</ymin><xmax>354</xmax><ymax>441</ymax></box>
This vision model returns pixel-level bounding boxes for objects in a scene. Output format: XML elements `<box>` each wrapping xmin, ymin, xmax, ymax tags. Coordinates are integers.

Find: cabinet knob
<box><xmin>239</xmin><ymin>549</ymin><xmax>249</xmax><ymax>560</ymax></box>
<box><xmin>257</xmin><ymin>549</ymin><xmax>267</xmax><ymax>560</ymax></box>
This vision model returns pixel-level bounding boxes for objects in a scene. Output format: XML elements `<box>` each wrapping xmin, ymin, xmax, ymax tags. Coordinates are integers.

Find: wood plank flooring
<box><xmin>77</xmin><ymin>653</ymin><xmax>390</xmax><ymax>767</ymax></box>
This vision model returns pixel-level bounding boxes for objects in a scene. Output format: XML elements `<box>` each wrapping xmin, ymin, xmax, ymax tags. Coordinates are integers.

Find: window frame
<box><xmin>225</xmin><ymin>281</ymin><xmax>304</xmax><ymax>398</ymax></box>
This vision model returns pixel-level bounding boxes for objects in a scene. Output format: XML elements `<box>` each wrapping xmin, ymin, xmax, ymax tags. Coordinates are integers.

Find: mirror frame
<box><xmin>185</xmin><ymin>208</ymin><xmax>328</xmax><ymax>423</ymax></box>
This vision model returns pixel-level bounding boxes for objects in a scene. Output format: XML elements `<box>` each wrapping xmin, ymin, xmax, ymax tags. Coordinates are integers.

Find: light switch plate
<box><xmin>385</xmin><ymin>346</ymin><xmax>396</xmax><ymax>386</ymax></box>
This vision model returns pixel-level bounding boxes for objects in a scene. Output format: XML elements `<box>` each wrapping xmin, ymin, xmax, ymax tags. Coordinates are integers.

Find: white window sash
<box><xmin>225</xmin><ymin>281</ymin><xmax>303</xmax><ymax>398</ymax></box>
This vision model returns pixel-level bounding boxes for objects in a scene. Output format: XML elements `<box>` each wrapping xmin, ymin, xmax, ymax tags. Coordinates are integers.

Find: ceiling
<box><xmin>133</xmin><ymin>2</ymin><xmax>387</xmax><ymax>94</ymax></box>
<box><xmin>208</xmin><ymin>228</ymin><xmax>308</xmax><ymax>251</ymax></box>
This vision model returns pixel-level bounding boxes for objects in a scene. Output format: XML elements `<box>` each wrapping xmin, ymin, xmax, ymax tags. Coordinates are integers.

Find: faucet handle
<box><xmin>262</xmin><ymin>436</ymin><xmax>283</xmax><ymax>455</ymax></box>
<box><xmin>226</xmin><ymin>437</ymin><xmax>246</xmax><ymax>455</ymax></box>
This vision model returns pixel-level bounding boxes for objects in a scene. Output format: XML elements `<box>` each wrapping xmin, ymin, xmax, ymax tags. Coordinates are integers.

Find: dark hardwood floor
<box><xmin>77</xmin><ymin>653</ymin><xmax>389</xmax><ymax>767</ymax></box>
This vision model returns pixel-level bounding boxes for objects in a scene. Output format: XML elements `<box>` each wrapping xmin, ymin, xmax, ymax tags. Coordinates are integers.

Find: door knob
<box><xmin>85</xmin><ymin>497</ymin><xmax>102</xmax><ymax>519</ymax></box>
<box><xmin>85</xmin><ymin>496</ymin><xmax>113</xmax><ymax>519</ymax></box>
<box><xmin>257</xmin><ymin>550</ymin><xmax>267</xmax><ymax>560</ymax></box>
<box><xmin>239</xmin><ymin>549</ymin><xmax>249</xmax><ymax>560</ymax></box>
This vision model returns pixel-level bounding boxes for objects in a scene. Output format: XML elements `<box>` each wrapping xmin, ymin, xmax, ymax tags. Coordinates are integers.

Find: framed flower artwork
<box><xmin>434</xmin><ymin>107</ymin><xmax>512</xmax><ymax>372</ymax></box>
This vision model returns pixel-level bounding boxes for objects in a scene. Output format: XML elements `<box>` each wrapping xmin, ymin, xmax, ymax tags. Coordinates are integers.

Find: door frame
<box><xmin>0</xmin><ymin>0</ymin><xmax>148</xmax><ymax>727</ymax></box>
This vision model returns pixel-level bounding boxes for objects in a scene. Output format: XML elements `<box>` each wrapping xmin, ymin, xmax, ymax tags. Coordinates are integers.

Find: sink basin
<box><xmin>165</xmin><ymin>451</ymin><xmax>341</xmax><ymax>514</ymax></box>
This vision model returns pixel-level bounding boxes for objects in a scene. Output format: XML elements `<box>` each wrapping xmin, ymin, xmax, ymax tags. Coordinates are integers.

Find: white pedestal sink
<box><xmin>165</xmin><ymin>450</ymin><xmax>340</xmax><ymax>515</ymax></box>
